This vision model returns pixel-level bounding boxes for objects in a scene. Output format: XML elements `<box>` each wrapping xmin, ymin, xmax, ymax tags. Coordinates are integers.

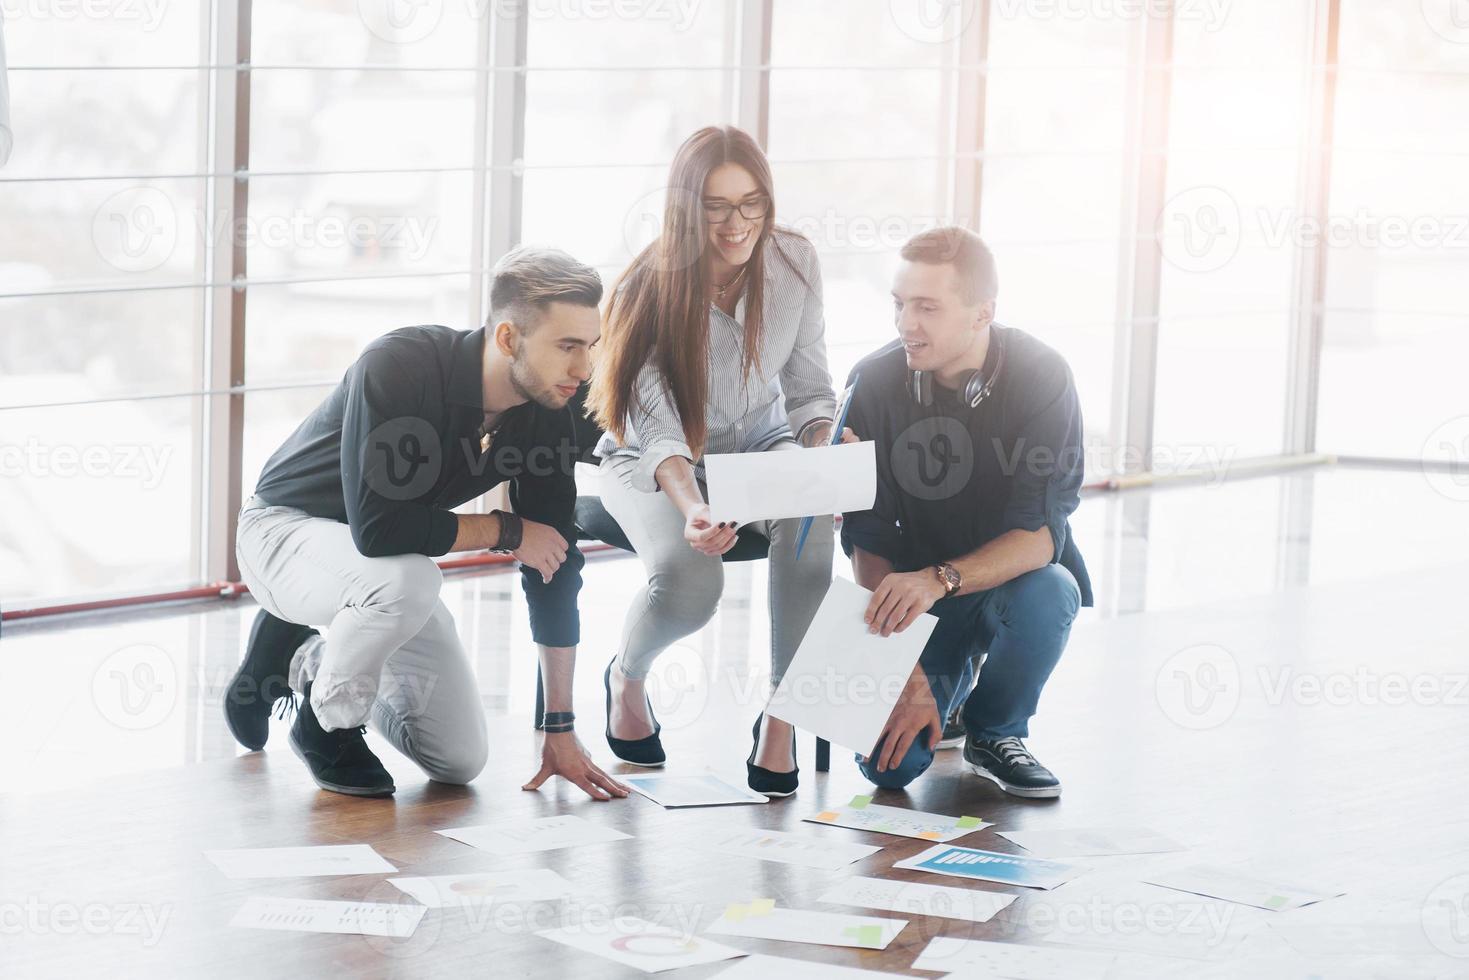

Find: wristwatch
<box><xmin>935</xmin><ymin>562</ymin><xmax>961</xmax><ymax>597</ymax></box>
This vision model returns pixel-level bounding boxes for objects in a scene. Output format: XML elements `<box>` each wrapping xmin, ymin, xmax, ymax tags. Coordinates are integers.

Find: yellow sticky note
<box><xmin>815</xmin><ymin>811</ymin><xmax>840</xmax><ymax>822</ymax></box>
<box><xmin>917</xmin><ymin>831</ymin><xmax>941</xmax><ymax>840</ymax></box>
<box><xmin>725</xmin><ymin>898</ymin><xmax>775</xmax><ymax>923</ymax></box>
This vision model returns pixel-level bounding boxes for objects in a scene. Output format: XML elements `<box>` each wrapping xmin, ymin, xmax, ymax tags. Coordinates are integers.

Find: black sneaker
<box><xmin>225</xmin><ymin>609</ymin><xmax>318</xmax><ymax>751</ymax></box>
<box><xmin>963</xmin><ymin>735</ymin><xmax>1061</xmax><ymax>799</ymax></box>
<box><xmin>937</xmin><ymin>714</ymin><xmax>966</xmax><ymax>750</ymax></box>
<box><xmin>288</xmin><ymin>681</ymin><xmax>395</xmax><ymax>797</ymax></box>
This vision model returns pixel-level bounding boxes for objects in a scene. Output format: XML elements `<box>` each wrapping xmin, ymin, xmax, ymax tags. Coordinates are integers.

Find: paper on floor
<box><xmin>204</xmin><ymin>844</ymin><xmax>396</xmax><ymax>879</ymax></box>
<box><xmin>818</xmin><ymin>875</ymin><xmax>1016</xmax><ymax>923</ymax></box>
<box><xmin>806</xmin><ymin>795</ymin><xmax>989</xmax><ymax>842</ymax></box>
<box><xmin>706</xmin><ymin>900</ymin><xmax>905</xmax><ymax>950</ymax></box>
<box><xmin>912</xmin><ymin>936</ymin><xmax>1114</xmax><ymax>980</ymax></box>
<box><xmin>706</xmin><ymin>828</ymin><xmax>881</xmax><ymax>870</ymax></box>
<box><xmin>766</xmin><ymin>577</ymin><xmax>935</xmax><ymax>754</ymax></box>
<box><xmin>387</xmin><ymin>868</ymin><xmax>574</xmax><ymax>908</ymax></box>
<box><xmin>893</xmin><ymin>844</ymin><xmax>1085</xmax><ymax>889</ymax></box>
<box><xmin>711</xmin><ymin>953</ymin><xmax>911</xmax><ymax>979</ymax></box>
<box><xmin>538</xmin><ymin>916</ymin><xmax>745</xmax><ymax>974</ymax></box>
<box><xmin>996</xmin><ymin>827</ymin><xmax>1185</xmax><ymax>857</ymax></box>
<box><xmin>437</xmin><ymin>814</ymin><xmax>631</xmax><ymax>855</ymax></box>
<box><xmin>229</xmin><ymin>896</ymin><xmax>425</xmax><ymax>937</ymax></box>
<box><xmin>1143</xmin><ymin>864</ymin><xmax>1343</xmax><ymax>912</ymax></box>
<box><xmin>705</xmin><ymin>440</ymin><xmax>875</xmax><ymax>526</ymax></box>
<box><xmin>623</xmin><ymin>772</ymin><xmax>768</xmax><ymax>808</ymax></box>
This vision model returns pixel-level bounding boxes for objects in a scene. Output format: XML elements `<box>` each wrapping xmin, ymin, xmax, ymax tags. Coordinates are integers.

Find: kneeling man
<box><xmin>843</xmin><ymin>227</ymin><xmax>1092</xmax><ymax>798</ymax></box>
<box><xmin>226</xmin><ymin>247</ymin><xmax>628</xmax><ymax>802</ymax></box>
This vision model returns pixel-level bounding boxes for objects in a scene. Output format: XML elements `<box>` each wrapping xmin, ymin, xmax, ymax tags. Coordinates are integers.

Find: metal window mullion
<box><xmin>733</xmin><ymin>0</ymin><xmax>773</xmax><ymax>147</ymax></box>
<box><xmin>1284</xmin><ymin>0</ymin><xmax>1341</xmax><ymax>456</ymax></box>
<box><xmin>1109</xmin><ymin>3</ymin><xmax>1174</xmax><ymax>475</ymax></box>
<box><xmin>950</xmin><ymin>1</ymin><xmax>990</xmax><ymax>230</ymax></box>
<box><xmin>201</xmin><ymin>0</ymin><xmax>251</xmax><ymax>584</ymax></box>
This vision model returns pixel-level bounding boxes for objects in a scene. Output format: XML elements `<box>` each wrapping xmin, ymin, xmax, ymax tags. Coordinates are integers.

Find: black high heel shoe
<box><xmin>603</xmin><ymin>661</ymin><xmax>666</xmax><ymax>768</ymax></box>
<box><xmin>746</xmin><ymin>714</ymin><xmax>799</xmax><ymax>797</ymax></box>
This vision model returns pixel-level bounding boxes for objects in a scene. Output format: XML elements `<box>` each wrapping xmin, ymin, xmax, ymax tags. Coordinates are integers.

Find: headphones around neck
<box><xmin>909</xmin><ymin>327</ymin><xmax>1007</xmax><ymax>409</ymax></box>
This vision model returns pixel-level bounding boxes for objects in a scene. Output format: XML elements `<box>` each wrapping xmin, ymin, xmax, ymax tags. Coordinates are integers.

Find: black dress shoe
<box><xmin>963</xmin><ymin>735</ymin><xmax>1061</xmax><ymax>799</ymax></box>
<box><xmin>746</xmin><ymin>715</ymin><xmax>798</xmax><ymax>797</ymax></box>
<box><xmin>603</xmin><ymin>662</ymin><xmax>665</xmax><ymax>768</ymax></box>
<box><xmin>288</xmin><ymin>681</ymin><xmax>395</xmax><ymax>797</ymax></box>
<box><xmin>224</xmin><ymin>609</ymin><xmax>318</xmax><ymax>751</ymax></box>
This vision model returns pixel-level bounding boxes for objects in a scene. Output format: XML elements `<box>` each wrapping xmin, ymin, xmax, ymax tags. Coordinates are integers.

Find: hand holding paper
<box><xmin>705</xmin><ymin>441</ymin><xmax>875</xmax><ymax>526</ymax></box>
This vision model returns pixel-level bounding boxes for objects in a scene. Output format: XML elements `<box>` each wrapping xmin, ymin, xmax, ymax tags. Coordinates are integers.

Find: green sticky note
<box><xmin>843</xmin><ymin>924</ymin><xmax>885</xmax><ymax>947</ymax></box>
<box><xmin>1265</xmin><ymin>895</ymin><xmax>1288</xmax><ymax>909</ymax></box>
<box><xmin>955</xmin><ymin>816</ymin><xmax>983</xmax><ymax>829</ymax></box>
<box><xmin>848</xmin><ymin>795</ymin><xmax>873</xmax><ymax>810</ymax></box>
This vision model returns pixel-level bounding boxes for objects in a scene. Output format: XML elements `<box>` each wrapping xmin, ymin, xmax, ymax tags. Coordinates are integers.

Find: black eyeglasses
<box><xmin>702</xmin><ymin>195</ymin><xmax>770</xmax><ymax>223</ymax></box>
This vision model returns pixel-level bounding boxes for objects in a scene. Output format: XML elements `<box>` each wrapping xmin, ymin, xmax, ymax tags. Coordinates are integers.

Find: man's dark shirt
<box><xmin>839</xmin><ymin>324</ymin><xmax>1093</xmax><ymax>606</ymax></box>
<box><xmin>252</xmin><ymin>324</ymin><xmax>602</xmax><ymax>646</ymax></box>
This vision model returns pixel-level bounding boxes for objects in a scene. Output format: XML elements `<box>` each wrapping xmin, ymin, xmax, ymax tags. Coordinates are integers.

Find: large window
<box><xmin>2</xmin><ymin>0</ymin><xmax>1459</xmax><ymax>610</ymax></box>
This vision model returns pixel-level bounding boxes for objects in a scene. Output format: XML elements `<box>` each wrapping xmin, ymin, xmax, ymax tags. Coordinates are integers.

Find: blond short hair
<box><xmin>489</xmin><ymin>246</ymin><xmax>603</xmax><ymax>331</ymax></box>
<box><xmin>900</xmin><ymin>226</ymin><xmax>998</xmax><ymax>305</ymax></box>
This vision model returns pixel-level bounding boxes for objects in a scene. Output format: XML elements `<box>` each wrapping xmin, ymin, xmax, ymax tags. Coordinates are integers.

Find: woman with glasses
<box><xmin>588</xmin><ymin>125</ymin><xmax>854</xmax><ymax>796</ymax></box>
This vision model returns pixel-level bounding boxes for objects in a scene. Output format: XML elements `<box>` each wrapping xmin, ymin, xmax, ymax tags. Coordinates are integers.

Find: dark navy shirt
<box><xmin>253</xmin><ymin>324</ymin><xmax>602</xmax><ymax>646</ymax></box>
<box><xmin>839</xmin><ymin>324</ymin><xmax>1092</xmax><ymax>606</ymax></box>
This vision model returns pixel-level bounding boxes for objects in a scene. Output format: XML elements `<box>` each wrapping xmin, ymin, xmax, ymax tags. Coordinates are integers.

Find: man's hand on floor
<box><xmin>522</xmin><ymin>731</ymin><xmax>631</xmax><ymax>801</ymax></box>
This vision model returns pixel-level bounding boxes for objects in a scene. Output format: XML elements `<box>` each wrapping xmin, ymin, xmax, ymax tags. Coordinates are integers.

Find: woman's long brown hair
<box><xmin>588</xmin><ymin>125</ymin><xmax>809</xmax><ymax>460</ymax></box>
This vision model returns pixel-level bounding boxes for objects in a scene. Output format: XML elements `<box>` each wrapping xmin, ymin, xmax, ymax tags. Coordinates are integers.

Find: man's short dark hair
<box><xmin>900</xmin><ymin>226</ymin><xmax>998</xmax><ymax>305</ymax></box>
<box><xmin>488</xmin><ymin>246</ymin><xmax>603</xmax><ymax>332</ymax></box>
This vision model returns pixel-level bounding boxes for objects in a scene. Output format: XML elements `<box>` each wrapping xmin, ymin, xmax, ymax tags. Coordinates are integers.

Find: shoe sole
<box><xmin>611</xmin><ymin>757</ymin><xmax>666</xmax><ymax>770</ymax></box>
<box><xmin>756</xmin><ymin>788</ymin><xmax>797</xmax><ymax>798</ymax></box>
<box><xmin>964</xmin><ymin>760</ymin><xmax>1062</xmax><ymax>799</ymax></box>
<box><xmin>289</xmin><ymin>729</ymin><xmax>395</xmax><ymax>798</ymax></box>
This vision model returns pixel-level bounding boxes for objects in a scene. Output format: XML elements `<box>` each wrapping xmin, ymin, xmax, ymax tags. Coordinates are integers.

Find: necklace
<box><xmin>713</xmin><ymin>265</ymin><xmax>746</xmax><ymax>300</ymax></box>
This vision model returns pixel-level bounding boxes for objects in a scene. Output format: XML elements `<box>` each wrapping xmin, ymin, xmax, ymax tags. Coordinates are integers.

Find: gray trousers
<box><xmin>234</xmin><ymin>497</ymin><xmax>488</xmax><ymax>784</ymax></box>
<box><xmin>599</xmin><ymin>441</ymin><xmax>834</xmax><ymax>685</ymax></box>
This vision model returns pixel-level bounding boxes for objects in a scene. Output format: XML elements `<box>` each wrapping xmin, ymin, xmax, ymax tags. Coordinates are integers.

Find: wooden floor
<box><xmin>4</xmin><ymin>468</ymin><xmax>1469</xmax><ymax>978</ymax></box>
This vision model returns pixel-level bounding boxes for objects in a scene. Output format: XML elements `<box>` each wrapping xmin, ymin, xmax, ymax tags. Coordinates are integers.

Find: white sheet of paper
<box><xmin>705</xmin><ymin>440</ymin><xmax>876</xmax><ymax>525</ymax></box>
<box><xmin>818</xmin><ymin>875</ymin><xmax>1016</xmax><ymax>924</ymax></box>
<box><xmin>623</xmin><ymin>771</ymin><xmax>769</xmax><ymax>808</ymax></box>
<box><xmin>538</xmin><ymin>917</ymin><xmax>745</xmax><ymax>974</ymax></box>
<box><xmin>996</xmin><ymin>827</ymin><xmax>1185</xmax><ymax>857</ymax></box>
<box><xmin>205</xmin><ymin>844</ymin><xmax>396</xmax><ymax>879</ymax></box>
<box><xmin>387</xmin><ymin>868</ymin><xmax>574</xmax><ymax>908</ymax></box>
<box><xmin>805</xmin><ymin>795</ymin><xmax>990</xmax><ymax>842</ymax></box>
<box><xmin>912</xmin><ymin>936</ymin><xmax>1114</xmax><ymax>980</ymax></box>
<box><xmin>711</xmin><ymin>953</ymin><xmax>910</xmax><ymax>979</ymax></box>
<box><xmin>229</xmin><ymin>896</ymin><xmax>424</xmax><ymax>937</ymax></box>
<box><xmin>1143</xmin><ymin>864</ymin><xmax>1342</xmax><ymax>912</ymax></box>
<box><xmin>437</xmin><ymin>815</ymin><xmax>632</xmax><ymax>855</ymax></box>
<box><xmin>706</xmin><ymin>901</ymin><xmax>905</xmax><ymax>950</ymax></box>
<box><xmin>765</xmin><ymin>577</ymin><xmax>936</xmax><ymax>753</ymax></box>
<box><xmin>706</xmin><ymin>828</ymin><xmax>881</xmax><ymax>870</ymax></box>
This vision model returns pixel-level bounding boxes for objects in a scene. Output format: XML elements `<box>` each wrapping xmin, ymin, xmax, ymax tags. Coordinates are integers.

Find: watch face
<box><xmin>940</xmin><ymin>564</ymin><xmax>960</xmax><ymax>591</ymax></box>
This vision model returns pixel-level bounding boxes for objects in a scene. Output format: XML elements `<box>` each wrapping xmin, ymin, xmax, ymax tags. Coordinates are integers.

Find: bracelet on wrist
<box><xmin>541</xmin><ymin>711</ymin><xmax>575</xmax><ymax>734</ymax></box>
<box><xmin>492</xmin><ymin>509</ymin><xmax>523</xmax><ymax>552</ymax></box>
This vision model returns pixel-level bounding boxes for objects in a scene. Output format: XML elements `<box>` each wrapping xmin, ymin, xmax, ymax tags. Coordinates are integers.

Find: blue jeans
<box><xmin>855</xmin><ymin>564</ymin><xmax>1081</xmax><ymax>789</ymax></box>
